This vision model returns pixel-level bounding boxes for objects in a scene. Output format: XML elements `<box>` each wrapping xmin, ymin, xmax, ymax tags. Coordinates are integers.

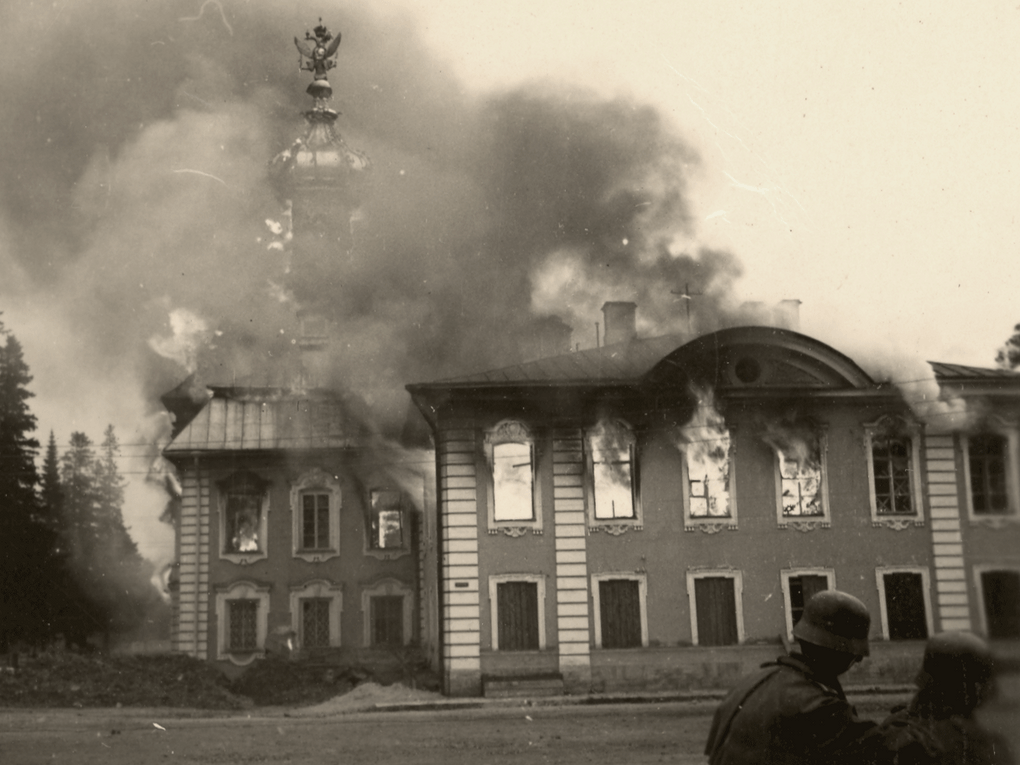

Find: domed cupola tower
<box><xmin>269</xmin><ymin>20</ymin><xmax>370</xmax><ymax>386</ymax></box>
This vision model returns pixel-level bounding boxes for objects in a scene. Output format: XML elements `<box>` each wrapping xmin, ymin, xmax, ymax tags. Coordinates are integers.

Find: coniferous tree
<box><xmin>0</xmin><ymin>320</ymin><xmax>47</xmax><ymax>650</ymax></box>
<box><xmin>60</xmin><ymin>428</ymin><xmax>163</xmax><ymax>646</ymax></box>
<box><xmin>996</xmin><ymin>323</ymin><xmax>1020</xmax><ymax>370</ymax></box>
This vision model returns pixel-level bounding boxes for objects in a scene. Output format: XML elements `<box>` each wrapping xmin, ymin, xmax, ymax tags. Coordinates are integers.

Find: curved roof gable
<box><xmin>644</xmin><ymin>326</ymin><xmax>875</xmax><ymax>391</ymax></box>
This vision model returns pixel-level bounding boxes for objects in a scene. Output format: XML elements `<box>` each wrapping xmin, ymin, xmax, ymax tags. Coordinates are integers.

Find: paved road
<box><xmin>0</xmin><ymin>692</ymin><xmax>1013</xmax><ymax>765</ymax></box>
<box><xmin>0</xmin><ymin>702</ymin><xmax>716</xmax><ymax>765</ymax></box>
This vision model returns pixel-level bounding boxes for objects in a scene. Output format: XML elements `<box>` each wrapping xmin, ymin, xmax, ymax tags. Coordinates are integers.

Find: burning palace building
<box><xmin>408</xmin><ymin>306</ymin><xmax>1020</xmax><ymax>697</ymax></box>
<box><xmin>160</xmin><ymin>23</ymin><xmax>435</xmax><ymax>676</ymax></box>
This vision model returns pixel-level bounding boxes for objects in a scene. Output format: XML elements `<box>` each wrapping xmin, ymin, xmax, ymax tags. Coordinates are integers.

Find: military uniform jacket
<box><xmin>876</xmin><ymin>707</ymin><xmax>1015</xmax><ymax>765</ymax></box>
<box><xmin>704</xmin><ymin>653</ymin><xmax>878</xmax><ymax>765</ymax></box>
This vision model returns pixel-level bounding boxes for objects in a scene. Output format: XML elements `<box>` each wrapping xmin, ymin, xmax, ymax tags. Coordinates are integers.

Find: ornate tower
<box><xmin>270</xmin><ymin>21</ymin><xmax>370</xmax><ymax>387</ymax></box>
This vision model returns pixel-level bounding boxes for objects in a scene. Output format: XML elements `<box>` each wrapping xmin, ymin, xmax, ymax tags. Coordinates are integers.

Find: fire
<box><xmin>760</xmin><ymin>418</ymin><xmax>823</xmax><ymax>517</ymax></box>
<box><xmin>675</xmin><ymin>387</ymin><xmax>731</xmax><ymax>517</ymax></box>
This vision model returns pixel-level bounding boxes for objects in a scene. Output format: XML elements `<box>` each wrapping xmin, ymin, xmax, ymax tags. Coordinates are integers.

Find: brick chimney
<box><xmin>602</xmin><ymin>301</ymin><xmax>637</xmax><ymax>346</ymax></box>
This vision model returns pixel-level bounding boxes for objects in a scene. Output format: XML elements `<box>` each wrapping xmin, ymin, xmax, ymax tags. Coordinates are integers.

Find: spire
<box><xmin>271</xmin><ymin>19</ymin><xmax>370</xmax><ymax>196</ymax></box>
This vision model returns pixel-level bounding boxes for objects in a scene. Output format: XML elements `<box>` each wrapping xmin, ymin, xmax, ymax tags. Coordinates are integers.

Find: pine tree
<box><xmin>996</xmin><ymin>323</ymin><xmax>1020</xmax><ymax>370</ymax></box>
<box><xmin>0</xmin><ymin>320</ymin><xmax>46</xmax><ymax>650</ymax></box>
<box><xmin>59</xmin><ymin>428</ymin><xmax>162</xmax><ymax>646</ymax></box>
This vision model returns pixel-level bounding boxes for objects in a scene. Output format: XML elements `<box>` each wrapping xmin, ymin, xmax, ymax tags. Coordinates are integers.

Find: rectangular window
<box><xmin>872</xmin><ymin>436</ymin><xmax>914</xmax><ymax>514</ymax></box>
<box><xmin>598</xmin><ymin>579</ymin><xmax>642</xmax><ymax>648</ymax></box>
<box><xmin>496</xmin><ymin>581</ymin><xmax>540</xmax><ymax>651</ymax></box>
<box><xmin>225</xmin><ymin>492</ymin><xmax>262</xmax><ymax>553</ymax></box>
<box><xmin>970</xmin><ymin>434</ymin><xmax>1009</xmax><ymax>515</ymax></box>
<box><xmin>789</xmin><ymin>574</ymin><xmax>829</xmax><ymax>628</ymax></box>
<box><xmin>592</xmin><ymin>444</ymin><xmax>635</xmax><ymax>519</ymax></box>
<box><xmin>882</xmin><ymin>572</ymin><xmax>929</xmax><ymax>640</ymax></box>
<box><xmin>492</xmin><ymin>442</ymin><xmax>535</xmax><ymax>521</ymax></box>
<box><xmin>693</xmin><ymin>576</ymin><xmax>739</xmax><ymax>646</ymax></box>
<box><xmin>228</xmin><ymin>599</ymin><xmax>258</xmax><ymax>652</ymax></box>
<box><xmin>301</xmin><ymin>598</ymin><xmax>331</xmax><ymax>649</ymax></box>
<box><xmin>778</xmin><ymin>451</ymin><xmax>824</xmax><ymax>517</ymax></box>
<box><xmin>301</xmin><ymin>493</ymin><xmax>330</xmax><ymax>550</ymax></box>
<box><xmin>370</xmin><ymin>595</ymin><xmax>405</xmax><ymax>646</ymax></box>
<box><xmin>369</xmin><ymin>490</ymin><xmax>404</xmax><ymax>549</ymax></box>
<box><xmin>981</xmin><ymin>570</ymin><xmax>1020</xmax><ymax>639</ymax></box>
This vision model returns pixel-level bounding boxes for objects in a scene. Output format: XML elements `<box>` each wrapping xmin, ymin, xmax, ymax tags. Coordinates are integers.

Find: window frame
<box><xmin>217</xmin><ymin>471</ymin><xmax>271</xmax><ymax>565</ymax></box>
<box><xmin>364</xmin><ymin>488</ymin><xmax>411</xmax><ymax>560</ymax></box>
<box><xmin>590</xmin><ymin>572</ymin><xmax>648</xmax><ymax>649</ymax></box>
<box><xmin>962</xmin><ymin>425</ymin><xmax>1020</xmax><ymax>526</ymax></box>
<box><xmin>681</xmin><ymin>429</ymin><xmax>738</xmax><ymax>532</ymax></box>
<box><xmin>585</xmin><ymin>419</ymin><xmax>643</xmax><ymax>532</ymax></box>
<box><xmin>488</xmin><ymin>573</ymin><xmax>547</xmax><ymax>651</ymax></box>
<box><xmin>874</xmin><ymin>566</ymin><xmax>933</xmax><ymax>641</ymax></box>
<box><xmin>289</xmin><ymin>579</ymin><xmax>343</xmax><ymax>650</ymax></box>
<box><xmin>290</xmin><ymin>468</ymin><xmax>342</xmax><ymax>562</ymax></box>
<box><xmin>686</xmin><ymin>569</ymin><xmax>745</xmax><ymax>646</ymax></box>
<box><xmin>864</xmin><ymin>416</ymin><xmax>925</xmax><ymax>528</ymax></box>
<box><xmin>973</xmin><ymin>564</ymin><xmax>1020</xmax><ymax>640</ymax></box>
<box><xmin>780</xmin><ymin>568</ymin><xmax>836</xmax><ymax>643</ymax></box>
<box><xmin>215</xmin><ymin>580</ymin><xmax>271</xmax><ymax>666</ymax></box>
<box><xmin>361</xmin><ymin>578</ymin><xmax>414</xmax><ymax>648</ymax></box>
<box><xmin>484</xmin><ymin>420</ymin><xmax>543</xmax><ymax>535</ymax></box>
<box><xmin>772</xmin><ymin>428</ymin><xmax>831</xmax><ymax>530</ymax></box>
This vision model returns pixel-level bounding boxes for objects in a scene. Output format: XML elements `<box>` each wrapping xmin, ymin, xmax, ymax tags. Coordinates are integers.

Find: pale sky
<box><xmin>408</xmin><ymin>0</ymin><xmax>1019</xmax><ymax>367</ymax></box>
<box><xmin>3</xmin><ymin>0</ymin><xmax>1018</xmax><ymax>567</ymax></box>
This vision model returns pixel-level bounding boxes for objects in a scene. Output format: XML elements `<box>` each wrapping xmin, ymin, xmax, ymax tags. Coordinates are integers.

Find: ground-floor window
<box><xmin>215</xmin><ymin>580</ymin><xmax>271</xmax><ymax>665</ymax></box>
<box><xmin>370</xmin><ymin>596</ymin><xmax>405</xmax><ymax>646</ymax></box>
<box><xmin>228</xmin><ymin>599</ymin><xmax>258</xmax><ymax>652</ymax></box>
<box><xmin>289</xmin><ymin>579</ymin><xmax>343</xmax><ymax>651</ymax></box>
<box><xmin>361</xmin><ymin>579</ymin><xmax>413</xmax><ymax>648</ymax></box>
<box><xmin>302</xmin><ymin>598</ymin><xmax>331</xmax><ymax>648</ymax></box>
<box><xmin>687</xmin><ymin>571</ymin><xmax>743</xmax><ymax>646</ymax></box>
<box><xmin>488</xmin><ymin>574</ymin><xmax>546</xmax><ymax>651</ymax></box>
<box><xmin>781</xmin><ymin>568</ymin><xmax>834</xmax><ymax>641</ymax></box>
<box><xmin>591</xmin><ymin>573</ymin><xmax>647</xmax><ymax>649</ymax></box>
<box><xmin>978</xmin><ymin>568</ymin><xmax>1020</xmax><ymax>639</ymax></box>
<box><xmin>876</xmin><ymin>567</ymin><xmax>932</xmax><ymax>640</ymax></box>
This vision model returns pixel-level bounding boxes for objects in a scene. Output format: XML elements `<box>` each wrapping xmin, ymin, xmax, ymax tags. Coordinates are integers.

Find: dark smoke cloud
<box><xmin>0</xmin><ymin>0</ymin><xmax>742</xmax><ymax>444</ymax></box>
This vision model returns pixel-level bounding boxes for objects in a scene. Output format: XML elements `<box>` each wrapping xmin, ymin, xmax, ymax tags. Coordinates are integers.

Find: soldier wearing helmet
<box><xmin>874</xmin><ymin>631</ymin><xmax>1014</xmax><ymax>765</ymax></box>
<box><xmin>705</xmin><ymin>590</ymin><xmax>881</xmax><ymax>765</ymax></box>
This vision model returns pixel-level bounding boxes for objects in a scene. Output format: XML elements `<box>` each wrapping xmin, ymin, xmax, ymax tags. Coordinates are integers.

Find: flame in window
<box><xmin>676</xmin><ymin>387</ymin><xmax>731</xmax><ymax>518</ymax></box>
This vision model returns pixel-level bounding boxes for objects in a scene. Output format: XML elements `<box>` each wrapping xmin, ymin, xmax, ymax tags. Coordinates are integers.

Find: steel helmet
<box><xmin>793</xmin><ymin>590</ymin><xmax>871</xmax><ymax>656</ymax></box>
<box><xmin>915</xmin><ymin>631</ymin><xmax>995</xmax><ymax>712</ymax></box>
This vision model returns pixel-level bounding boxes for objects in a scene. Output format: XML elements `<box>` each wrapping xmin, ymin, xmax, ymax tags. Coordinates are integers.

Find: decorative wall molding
<box><xmin>588</xmin><ymin>523</ymin><xmax>642</xmax><ymax>536</ymax></box>
<box><xmin>779</xmin><ymin>520</ymin><xmax>831</xmax><ymax>532</ymax></box>
<box><xmin>684</xmin><ymin>522</ymin><xmax>737</xmax><ymax>534</ymax></box>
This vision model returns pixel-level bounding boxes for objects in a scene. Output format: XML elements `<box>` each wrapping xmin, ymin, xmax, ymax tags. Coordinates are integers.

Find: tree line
<box><xmin>0</xmin><ymin>318</ymin><xmax>165</xmax><ymax>653</ymax></box>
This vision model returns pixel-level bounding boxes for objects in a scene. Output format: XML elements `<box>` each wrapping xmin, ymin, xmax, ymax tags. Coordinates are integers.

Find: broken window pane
<box><xmin>492</xmin><ymin>441</ymin><xmax>534</xmax><ymax>521</ymax></box>
<box><xmin>225</xmin><ymin>492</ymin><xmax>262</xmax><ymax>553</ymax></box>
<box><xmin>370</xmin><ymin>490</ymin><xmax>404</xmax><ymax>549</ymax></box>
<box><xmin>590</xmin><ymin>421</ymin><xmax>636</xmax><ymax>520</ymax></box>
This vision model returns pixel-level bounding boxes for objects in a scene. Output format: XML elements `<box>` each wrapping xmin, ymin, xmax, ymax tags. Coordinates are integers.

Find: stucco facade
<box><xmin>409</xmin><ymin>326</ymin><xmax>1020</xmax><ymax>696</ymax></box>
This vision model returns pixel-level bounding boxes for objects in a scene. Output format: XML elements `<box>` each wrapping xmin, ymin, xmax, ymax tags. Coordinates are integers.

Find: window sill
<box><xmin>487</xmin><ymin>522</ymin><xmax>543</xmax><ymax>537</ymax></box>
<box><xmin>872</xmin><ymin>516</ymin><xmax>924</xmax><ymax>530</ymax></box>
<box><xmin>224</xmin><ymin>649</ymin><xmax>263</xmax><ymax>667</ymax></box>
<box><xmin>684</xmin><ymin>518</ymin><xmax>736</xmax><ymax>533</ymax></box>
<box><xmin>221</xmin><ymin>551</ymin><xmax>268</xmax><ymax>565</ymax></box>
<box><xmin>588</xmin><ymin>521</ymin><xmax>642</xmax><ymax>535</ymax></box>
<box><xmin>293</xmin><ymin>549</ymin><xmax>339</xmax><ymax>563</ymax></box>
<box><xmin>777</xmin><ymin>518</ymin><xmax>830</xmax><ymax>531</ymax></box>
<box><xmin>364</xmin><ymin>547</ymin><xmax>411</xmax><ymax>560</ymax></box>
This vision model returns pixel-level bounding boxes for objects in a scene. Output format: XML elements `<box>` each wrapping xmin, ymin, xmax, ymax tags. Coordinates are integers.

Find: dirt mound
<box><xmin>291</xmin><ymin>681</ymin><xmax>444</xmax><ymax>715</ymax></box>
<box><xmin>0</xmin><ymin>652</ymin><xmax>248</xmax><ymax>710</ymax></box>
